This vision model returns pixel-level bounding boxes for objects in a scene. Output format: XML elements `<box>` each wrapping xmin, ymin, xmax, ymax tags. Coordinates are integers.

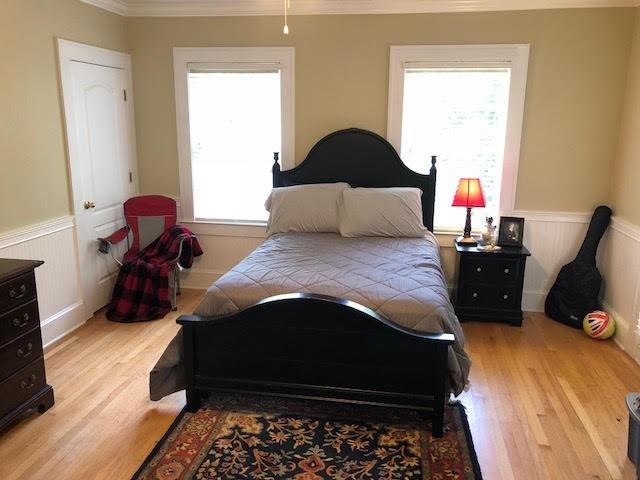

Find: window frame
<box><xmin>173</xmin><ymin>47</ymin><xmax>295</xmax><ymax>224</ymax></box>
<box><xmin>387</xmin><ymin>44</ymin><xmax>530</xmax><ymax>232</ymax></box>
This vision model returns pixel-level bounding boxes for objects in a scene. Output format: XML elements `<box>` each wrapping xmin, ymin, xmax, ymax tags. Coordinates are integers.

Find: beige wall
<box><xmin>129</xmin><ymin>9</ymin><xmax>633</xmax><ymax>213</ymax></box>
<box><xmin>0</xmin><ymin>0</ymin><xmax>129</xmax><ymax>233</ymax></box>
<box><xmin>612</xmin><ymin>8</ymin><xmax>640</xmax><ymax>227</ymax></box>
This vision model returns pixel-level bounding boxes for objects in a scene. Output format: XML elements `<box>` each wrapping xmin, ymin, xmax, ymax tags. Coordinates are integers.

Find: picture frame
<box><xmin>497</xmin><ymin>216</ymin><xmax>525</xmax><ymax>247</ymax></box>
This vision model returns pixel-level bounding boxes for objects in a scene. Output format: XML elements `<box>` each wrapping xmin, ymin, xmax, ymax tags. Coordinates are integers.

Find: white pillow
<box><xmin>338</xmin><ymin>187</ymin><xmax>429</xmax><ymax>238</ymax></box>
<box><xmin>265</xmin><ymin>183</ymin><xmax>350</xmax><ymax>235</ymax></box>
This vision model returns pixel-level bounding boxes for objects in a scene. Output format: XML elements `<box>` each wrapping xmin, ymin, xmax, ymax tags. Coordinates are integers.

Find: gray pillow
<box><xmin>339</xmin><ymin>187</ymin><xmax>429</xmax><ymax>237</ymax></box>
<box><xmin>265</xmin><ymin>182</ymin><xmax>350</xmax><ymax>235</ymax></box>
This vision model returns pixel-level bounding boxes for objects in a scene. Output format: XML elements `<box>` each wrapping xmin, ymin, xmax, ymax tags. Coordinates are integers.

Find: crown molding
<box><xmin>80</xmin><ymin>0</ymin><xmax>129</xmax><ymax>16</ymax></box>
<box><xmin>80</xmin><ymin>0</ymin><xmax>640</xmax><ymax>17</ymax></box>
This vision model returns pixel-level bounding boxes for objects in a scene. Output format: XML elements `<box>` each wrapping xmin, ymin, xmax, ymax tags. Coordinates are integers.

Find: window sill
<box><xmin>180</xmin><ymin>219</ymin><xmax>267</xmax><ymax>238</ymax></box>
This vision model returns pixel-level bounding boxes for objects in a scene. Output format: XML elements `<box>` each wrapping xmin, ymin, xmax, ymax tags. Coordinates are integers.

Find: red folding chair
<box><xmin>97</xmin><ymin>195</ymin><xmax>192</xmax><ymax>310</ymax></box>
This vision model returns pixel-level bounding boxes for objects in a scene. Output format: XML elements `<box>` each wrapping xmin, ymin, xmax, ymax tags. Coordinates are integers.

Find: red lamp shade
<box><xmin>452</xmin><ymin>178</ymin><xmax>486</xmax><ymax>208</ymax></box>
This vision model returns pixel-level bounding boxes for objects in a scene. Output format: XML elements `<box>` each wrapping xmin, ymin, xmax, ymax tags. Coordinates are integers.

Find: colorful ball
<box><xmin>583</xmin><ymin>311</ymin><xmax>615</xmax><ymax>340</ymax></box>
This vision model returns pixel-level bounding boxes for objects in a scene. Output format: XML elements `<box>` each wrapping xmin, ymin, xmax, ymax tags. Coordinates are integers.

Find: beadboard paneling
<box><xmin>0</xmin><ymin>218</ymin><xmax>86</xmax><ymax>346</ymax></box>
<box><xmin>600</xmin><ymin>217</ymin><xmax>640</xmax><ymax>357</ymax></box>
<box><xmin>179</xmin><ymin>211</ymin><xmax>593</xmax><ymax>315</ymax></box>
<box><xmin>181</xmin><ymin>211</ymin><xmax>640</xmax><ymax>360</ymax></box>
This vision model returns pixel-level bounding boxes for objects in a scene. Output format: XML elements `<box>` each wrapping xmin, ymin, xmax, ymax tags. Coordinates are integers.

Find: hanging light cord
<box><xmin>283</xmin><ymin>0</ymin><xmax>290</xmax><ymax>35</ymax></box>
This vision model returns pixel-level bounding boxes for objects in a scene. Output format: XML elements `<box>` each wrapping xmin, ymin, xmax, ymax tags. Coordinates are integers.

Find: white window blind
<box><xmin>188</xmin><ymin>69</ymin><xmax>282</xmax><ymax>222</ymax></box>
<box><xmin>388</xmin><ymin>45</ymin><xmax>530</xmax><ymax>233</ymax></box>
<box><xmin>400</xmin><ymin>67</ymin><xmax>511</xmax><ymax>230</ymax></box>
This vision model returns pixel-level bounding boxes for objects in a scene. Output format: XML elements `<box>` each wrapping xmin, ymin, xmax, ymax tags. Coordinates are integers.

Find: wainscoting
<box><xmin>601</xmin><ymin>217</ymin><xmax>640</xmax><ymax>359</ymax></box>
<box><xmin>2</xmin><ymin>208</ymin><xmax>635</xmax><ymax>358</ymax></box>
<box><xmin>0</xmin><ymin>217</ymin><xmax>86</xmax><ymax>347</ymax></box>
<box><xmin>180</xmin><ymin>210</ymin><xmax>594</xmax><ymax>311</ymax></box>
<box><xmin>179</xmin><ymin>210</ymin><xmax>640</xmax><ymax>359</ymax></box>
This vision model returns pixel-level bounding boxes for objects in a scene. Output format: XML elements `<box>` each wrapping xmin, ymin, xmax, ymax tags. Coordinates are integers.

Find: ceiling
<box><xmin>81</xmin><ymin>0</ymin><xmax>640</xmax><ymax>17</ymax></box>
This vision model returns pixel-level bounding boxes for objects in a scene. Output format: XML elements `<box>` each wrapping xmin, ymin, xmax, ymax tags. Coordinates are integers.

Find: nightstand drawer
<box><xmin>459</xmin><ymin>283</ymin><xmax>518</xmax><ymax>309</ymax></box>
<box><xmin>463</xmin><ymin>257</ymin><xmax>519</xmax><ymax>285</ymax></box>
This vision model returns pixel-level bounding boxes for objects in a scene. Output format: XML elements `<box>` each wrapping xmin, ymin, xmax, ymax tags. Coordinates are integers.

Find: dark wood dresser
<box><xmin>453</xmin><ymin>244</ymin><xmax>531</xmax><ymax>326</ymax></box>
<box><xmin>0</xmin><ymin>259</ymin><xmax>54</xmax><ymax>430</ymax></box>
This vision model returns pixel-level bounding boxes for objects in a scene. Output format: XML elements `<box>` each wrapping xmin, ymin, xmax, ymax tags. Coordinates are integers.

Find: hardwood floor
<box><xmin>0</xmin><ymin>289</ymin><xmax>638</xmax><ymax>479</ymax></box>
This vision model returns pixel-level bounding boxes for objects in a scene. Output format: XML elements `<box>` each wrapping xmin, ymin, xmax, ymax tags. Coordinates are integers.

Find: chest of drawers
<box><xmin>453</xmin><ymin>245</ymin><xmax>531</xmax><ymax>326</ymax></box>
<box><xmin>0</xmin><ymin>259</ymin><xmax>54</xmax><ymax>431</ymax></box>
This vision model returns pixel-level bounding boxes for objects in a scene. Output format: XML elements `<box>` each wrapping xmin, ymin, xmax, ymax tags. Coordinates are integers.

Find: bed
<box><xmin>152</xmin><ymin>128</ymin><xmax>470</xmax><ymax>437</ymax></box>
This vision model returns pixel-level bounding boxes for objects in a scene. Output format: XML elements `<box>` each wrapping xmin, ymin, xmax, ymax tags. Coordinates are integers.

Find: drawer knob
<box><xmin>503</xmin><ymin>294</ymin><xmax>509</xmax><ymax>300</ymax></box>
<box><xmin>476</xmin><ymin>267</ymin><xmax>482</xmax><ymax>272</ymax></box>
<box><xmin>20</xmin><ymin>374</ymin><xmax>37</xmax><ymax>390</ymax></box>
<box><xmin>12</xmin><ymin>313</ymin><xmax>30</xmax><ymax>328</ymax></box>
<box><xmin>504</xmin><ymin>268</ymin><xmax>510</xmax><ymax>274</ymax></box>
<box><xmin>17</xmin><ymin>342</ymin><xmax>33</xmax><ymax>358</ymax></box>
<box><xmin>9</xmin><ymin>284</ymin><xmax>27</xmax><ymax>299</ymax></box>
<box><xmin>472</xmin><ymin>292</ymin><xmax>479</xmax><ymax>298</ymax></box>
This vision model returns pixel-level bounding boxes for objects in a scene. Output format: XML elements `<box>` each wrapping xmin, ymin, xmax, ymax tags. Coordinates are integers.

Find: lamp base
<box><xmin>456</xmin><ymin>235</ymin><xmax>478</xmax><ymax>246</ymax></box>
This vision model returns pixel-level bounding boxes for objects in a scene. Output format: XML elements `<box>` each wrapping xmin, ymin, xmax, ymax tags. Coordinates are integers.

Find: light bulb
<box><xmin>283</xmin><ymin>23</ymin><xmax>289</xmax><ymax>35</ymax></box>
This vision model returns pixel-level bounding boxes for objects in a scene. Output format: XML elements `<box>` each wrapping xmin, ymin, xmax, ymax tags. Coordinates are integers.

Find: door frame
<box><xmin>57</xmin><ymin>39</ymin><xmax>138</xmax><ymax>319</ymax></box>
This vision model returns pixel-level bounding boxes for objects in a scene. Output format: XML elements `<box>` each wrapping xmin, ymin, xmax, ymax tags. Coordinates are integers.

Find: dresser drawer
<box><xmin>0</xmin><ymin>301</ymin><xmax>40</xmax><ymax>346</ymax></box>
<box><xmin>0</xmin><ymin>272</ymin><xmax>37</xmax><ymax>313</ymax></box>
<box><xmin>0</xmin><ymin>359</ymin><xmax>46</xmax><ymax>418</ymax></box>
<box><xmin>0</xmin><ymin>330</ymin><xmax>43</xmax><ymax>382</ymax></box>
<box><xmin>459</xmin><ymin>283</ymin><xmax>518</xmax><ymax>309</ymax></box>
<box><xmin>462</xmin><ymin>257</ymin><xmax>519</xmax><ymax>285</ymax></box>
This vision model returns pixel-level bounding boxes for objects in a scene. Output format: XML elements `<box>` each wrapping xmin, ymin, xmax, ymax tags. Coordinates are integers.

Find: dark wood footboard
<box><xmin>177</xmin><ymin>293</ymin><xmax>454</xmax><ymax>437</ymax></box>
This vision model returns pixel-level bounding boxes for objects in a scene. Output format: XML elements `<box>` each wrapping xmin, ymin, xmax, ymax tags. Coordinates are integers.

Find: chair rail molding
<box><xmin>0</xmin><ymin>216</ymin><xmax>75</xmax><ymax>250</ymax></box>
<box><xmin>79</xmin><ymin>0</ymin><xmax>640</xmax><ymax>17</ymax></box>
<box><xmin>0</xmin><ymin>216</ymin><xmax>86</xmax><ymax>347</ymax></box>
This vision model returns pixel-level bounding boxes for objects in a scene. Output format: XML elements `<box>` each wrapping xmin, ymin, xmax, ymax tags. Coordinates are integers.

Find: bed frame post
<box><xmin>272</xmin><ymin>152</ymin><xmax>282</xmax><ymax>187</ymax></box>
<box><xmin>182</xmin><ymin>323</ymin><xmax>200</xmax><ymax>412</ymax></box>
<box><xmin>431</xmin><ymin>341</ymin><xmax>448</xmax><ymax>438</ymax></box>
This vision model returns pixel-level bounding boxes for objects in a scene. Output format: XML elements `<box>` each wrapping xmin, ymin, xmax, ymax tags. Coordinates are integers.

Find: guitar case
<box><xmin>544</xmin><ymin>205</ymin><xmax>612</xmax><ymax>328</ymax></box>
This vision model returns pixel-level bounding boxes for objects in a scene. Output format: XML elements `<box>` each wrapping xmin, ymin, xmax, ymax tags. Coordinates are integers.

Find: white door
<box><xmin>59</xmin><ymin>41</ymin><xmax>137</xmax><ymax>317</ymax></box>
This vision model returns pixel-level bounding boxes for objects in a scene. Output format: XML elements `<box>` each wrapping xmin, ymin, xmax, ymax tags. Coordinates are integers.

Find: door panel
<box><xmin>70</xmin><ymin>61</ymin><xmax>134</xmax><ymax>314</ymax></box>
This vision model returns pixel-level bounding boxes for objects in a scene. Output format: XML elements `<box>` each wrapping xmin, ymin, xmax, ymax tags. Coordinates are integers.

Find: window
<box><xmin>174</xmin><ymin>47</ymin><xmax>295</xmax><ymax>224</ymax></box>
<box><xmin>388</xmin><ymin>45</ymin><xmax>529</xmax><ymax>232</ymax></box>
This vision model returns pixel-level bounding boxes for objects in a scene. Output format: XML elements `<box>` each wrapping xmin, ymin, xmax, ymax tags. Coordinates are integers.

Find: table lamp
<box><xmin>452</xmin><ymin>178</ymin><xmax>486</xmax><ymax>246</ymax></box>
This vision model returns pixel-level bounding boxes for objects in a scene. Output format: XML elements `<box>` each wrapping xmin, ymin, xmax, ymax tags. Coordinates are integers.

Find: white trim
<box><xmin>611</xmin><ymin>216</ymin><xmax>640</xmax><ymax>242</ymax></box>
<box><xmin>41</xmin><ymin>301</ymin><xmax>87</xmax><ymax>348</ymax></box>
<box><xmin>388</xmin><ymin>44</ymin><xmax>530</xmax><ymax>230</ymax></box>
<box><xmin>173</xmin><ymin>47</ymin><xmax>295</xmax><ymax>223</ymax></box>
<box><xmin>511</xmin><ymin>209</ymin><xmax>592</xmax><ymax>223</ymax></box>
<box><xmin>79</xmin><ymin>0</ymin><xmax>129</xmax><ymax>16</ymax></box>
<box><xmin>57</xmin><ymin>39</ymin><xmax>138</xmax><ymax>318</ymax></box>
<box><xmin>180</xmin><ymin>269</ymin><xmax>227</xmax><ymax>290</ymax></box>
<box><xmin>184</xmin><ymin>221</ymin><xmax>267</xmax><ymax>239</ymax></box>
<box><xmin>80</xmin><ymin>0</ymin><xmax>640</xmax><ymax>17</ymax></box>
<box><xmin>601</xmin><ymin>300</ymin><xmax>633</xmax><ymax>352</ymax></box>
<box><xmin>0</xmin><ymin>216</ymin><xmax>75</xmax><ymax>250</ymax></box>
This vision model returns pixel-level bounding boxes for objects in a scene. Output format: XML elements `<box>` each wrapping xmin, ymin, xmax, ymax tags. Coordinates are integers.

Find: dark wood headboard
<box><xmin>272</xmin><ymin>128</ymin><xmax>437</xmax><ymax>231</ymax></box>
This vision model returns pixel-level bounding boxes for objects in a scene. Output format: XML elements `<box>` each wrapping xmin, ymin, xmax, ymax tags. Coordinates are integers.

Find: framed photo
<box><xmin>497</xmin><ymin>216</ymin><xmax>525</xmax><ymax>247</ymax></box>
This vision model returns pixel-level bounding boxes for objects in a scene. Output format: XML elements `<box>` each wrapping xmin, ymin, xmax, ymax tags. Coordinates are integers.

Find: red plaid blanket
<box><xmin>107</xmin><ymin>225</ymin><xmax>203</xmax><ymax>322</ymax></box>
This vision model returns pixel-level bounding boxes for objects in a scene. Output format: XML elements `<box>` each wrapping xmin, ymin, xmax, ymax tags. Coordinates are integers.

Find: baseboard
<box><xmin>601</xmin><ymin>300</ymin><xmax>636</xmax><ymax>359</ymax></box>
<box><xmin>180</xmin><ymin>269</ymin><xmax>226</xmax><ymax>290</ymax></box>
<box><xmin>40</xmin><ymin>301</ymin><xmax>87</xmax><ymax>348</ymax></box>
<box><xmin>522</xmin><ymin>290</ymin><xmax>546</xmax><ymax>312</ymax></box>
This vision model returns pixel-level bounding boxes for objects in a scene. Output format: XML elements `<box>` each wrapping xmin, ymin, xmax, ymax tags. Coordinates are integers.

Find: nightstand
<box><xmin>453</xmin><ymin>244</ymin><xmax>531</xmax><ymax>326</ymax></box>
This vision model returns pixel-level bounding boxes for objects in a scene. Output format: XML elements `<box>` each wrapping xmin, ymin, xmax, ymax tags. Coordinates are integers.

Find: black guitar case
<box><xmin>544</xmin><ymin>205</ymin><xmax>612</xmax><ymax>328</ymax></box>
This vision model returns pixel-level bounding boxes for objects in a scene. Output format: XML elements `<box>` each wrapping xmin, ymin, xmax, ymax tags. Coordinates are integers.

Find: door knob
<box><xmin>84</xmin><ymin>201</ymin><xmax>96</xmax><ymax>209</ymax></box>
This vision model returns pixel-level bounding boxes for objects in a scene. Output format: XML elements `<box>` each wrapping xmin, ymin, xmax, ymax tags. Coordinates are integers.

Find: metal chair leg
<box><xmin>171</xmin><ymin>269</ymin><xmax>178</xmax><ymax>311</ymax></box>
<box><xmin>177</xmin><ymin>267</ymin><xmax>182</xmax><ymax>296</ymax></box>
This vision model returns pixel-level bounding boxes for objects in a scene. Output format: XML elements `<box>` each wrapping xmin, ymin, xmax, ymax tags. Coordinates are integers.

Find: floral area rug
<box><xmin>133</xmin><ymin>394</ymin><xmax>482</xmax><ymax>480</ymax></box>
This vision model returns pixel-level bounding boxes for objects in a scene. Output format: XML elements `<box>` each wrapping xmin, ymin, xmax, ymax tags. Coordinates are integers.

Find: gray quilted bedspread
<box><xmin>150</xmin><ymin>233</ymin><xmax>470</xmax><ymax>400</ymax></box>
